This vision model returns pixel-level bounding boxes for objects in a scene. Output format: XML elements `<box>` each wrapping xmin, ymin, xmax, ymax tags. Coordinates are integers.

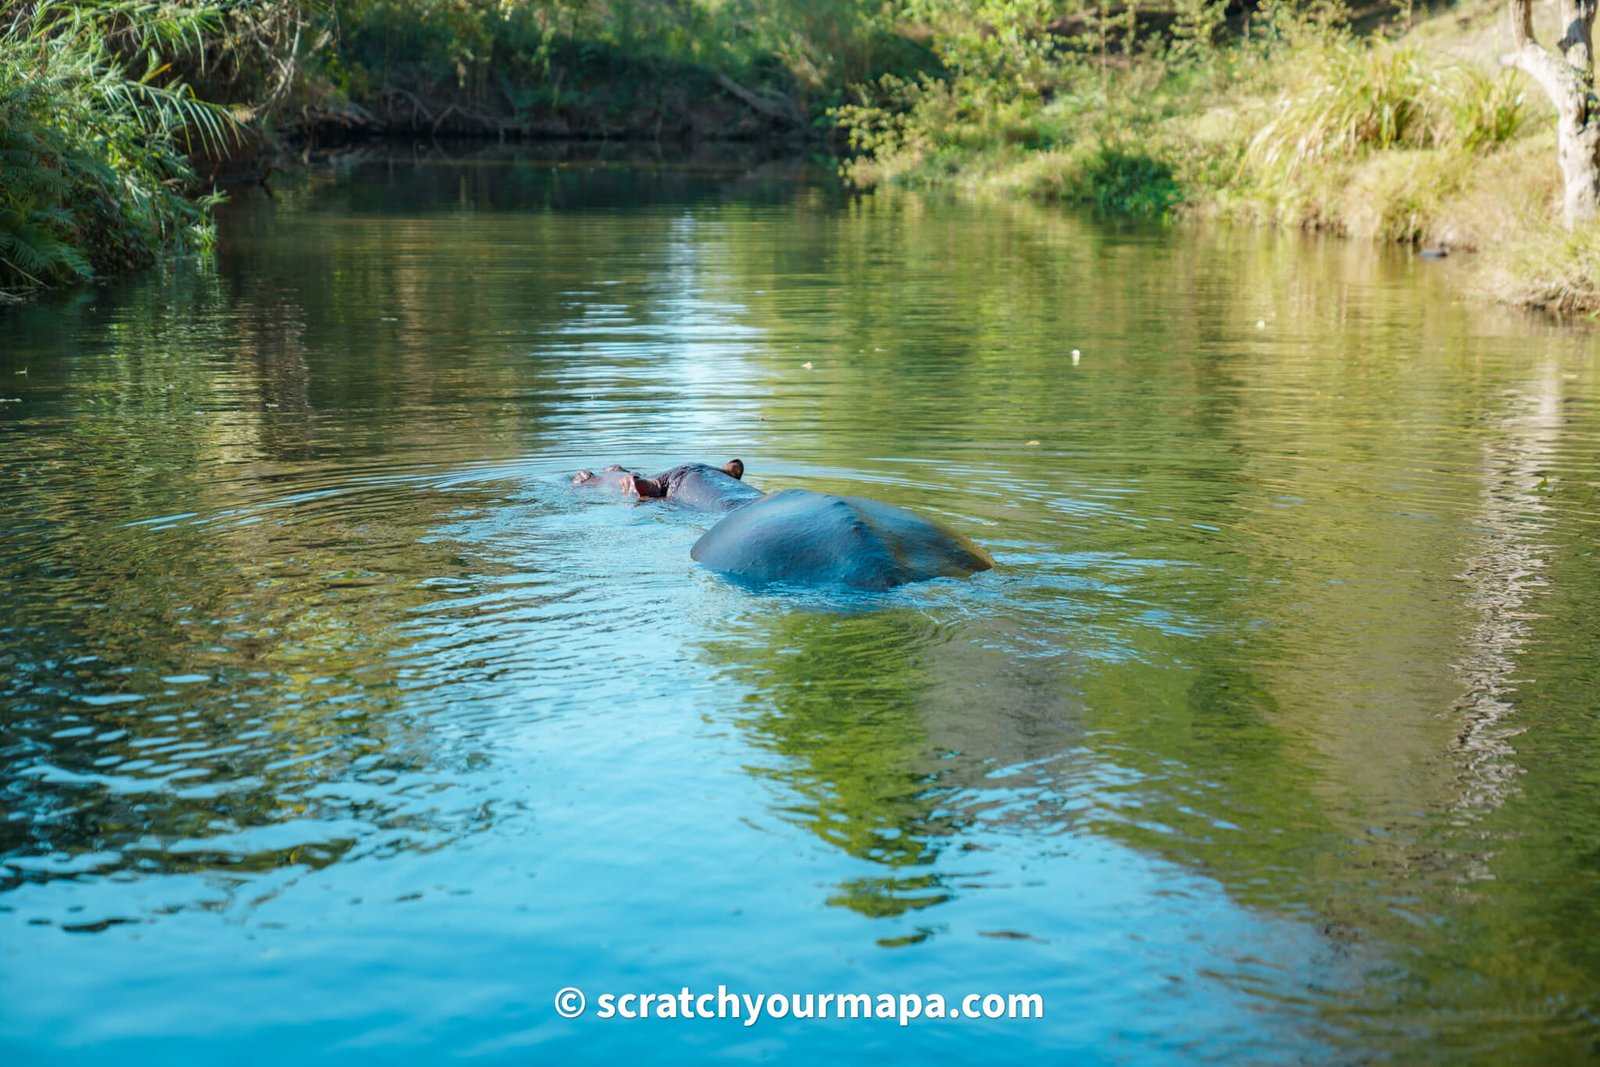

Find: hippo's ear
<box><xmin>723</xmin><ymin>458</ymin><xmax>745</xmax><ymax>480</ymax></box>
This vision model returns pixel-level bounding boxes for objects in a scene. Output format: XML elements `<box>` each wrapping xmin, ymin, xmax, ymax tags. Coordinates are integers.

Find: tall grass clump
<box><xmin>1244</xmin><ymin>38</ymin><xmax>1525</xmax><ymax>181</ymax></box>
<box><xmin>0</xmin><ymin>0</ymin><xmax>239</xmax><ymax>295</ymax></box>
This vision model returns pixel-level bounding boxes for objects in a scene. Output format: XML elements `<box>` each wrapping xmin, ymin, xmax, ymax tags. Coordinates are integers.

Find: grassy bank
<box><xmin>832</xmin><ymin>0</ymin><xmax>1598</xmax><ymax>314</ymax></box>
<box><xmin>8</xmin><ymin>0</ymin><xmax>1600</xmax><ymax>313</ymax></box>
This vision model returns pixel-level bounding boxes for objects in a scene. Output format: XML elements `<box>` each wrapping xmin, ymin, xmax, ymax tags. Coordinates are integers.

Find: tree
<box><xmin>1503</xmin><ymin>0</ymin><xmax>1600</xmax><ymax>227</ymax></box>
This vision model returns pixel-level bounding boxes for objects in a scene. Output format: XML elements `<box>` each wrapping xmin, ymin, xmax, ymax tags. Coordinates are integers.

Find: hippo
<box><xmin>571</xmin><ymin>464</ymin><xmax>634</xmax><ymax>491</ymax></box>
<box><xmin>622</xmin><ymin>459</ymin><xmax>760</xmax><ymax>513</ymax></box>
<box><xmin>690</xmin><ymin>488</ymin><xmax>994</xmax><ymax>591</ymax></box>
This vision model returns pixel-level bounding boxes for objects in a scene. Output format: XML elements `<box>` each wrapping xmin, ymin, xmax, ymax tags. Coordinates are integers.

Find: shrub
<box><xmin>0</xmin><ymin>0</ymin><xmax>238</xmax><ymax>293</ymax></box>
<box><xmin>1078</xmin><ymin>146</ymin><xmax>1184</xmax><ymax>216</ymax></box>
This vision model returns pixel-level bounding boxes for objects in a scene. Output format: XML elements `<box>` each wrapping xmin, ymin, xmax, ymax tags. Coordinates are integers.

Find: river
<box><xmin>2</xmin><ymin>147</ymin><xmax>1598</xmax><ymax>1064</ymax></box>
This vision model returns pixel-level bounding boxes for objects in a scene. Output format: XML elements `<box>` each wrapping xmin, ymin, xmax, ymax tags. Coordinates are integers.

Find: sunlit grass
<box><xmin>1484</xmin><ymin>222</ymin><xmax>1600</xmax><ymax>314</ymax></box>
<box><xmin>1244</xmin><ymin>39</ymin><xmax>1524</xmax><ymax>174</ymax></box>
<box><xmin>829</xmin><ymin>4</ymin><xmax>1591</xmax><ymax>308</ymax></box>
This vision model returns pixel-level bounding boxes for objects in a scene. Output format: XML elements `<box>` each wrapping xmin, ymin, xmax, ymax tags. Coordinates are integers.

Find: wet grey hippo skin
<box><xmin>624</xmin><ymin>459</ymin><xmax>760</xmax><ymax>513</ymax></box>
<box><xmin>691</xmin><ymin>488</ymin><xmax>994</xmax><ymax>590</ymax></box>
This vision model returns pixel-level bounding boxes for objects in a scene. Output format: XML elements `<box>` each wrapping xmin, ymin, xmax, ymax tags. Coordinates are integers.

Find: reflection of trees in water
<box><xmin>0</xmin><ymin>272</ymin><xmax>531</xmax><ymax>904</ymax></box>
<box><xmin>691</xmin><ymin>195</ymin><xmax>1600</xmax><ymax>1032</ymax></box>
<box><xmin>5</xmin><ymin>162</ymin><xmax>1600</xmax><ymax>1048</ymax></box>
<box><xmin>1</xmin><ymin>160</ymin><xmax>821</xmax><ymax>913</ymax></box>
<box><xmin>0</xmin><ymin>483</ymin><xmax>511</xmax><ymax>900</ymax></box>
<box><xmin>699</xmin><ymin>608</ymin><xmax>1083</xmax><ymax>923</ymax></box>
<box><xmin>701</xmin><ymin>611</ymin><xmax>949</xmax><ymax>920</ymax></box>
<box><xmin>1372</xmin><ymin>357</ymin><xmax>1600</xmax><ymax>1059</ymax></box>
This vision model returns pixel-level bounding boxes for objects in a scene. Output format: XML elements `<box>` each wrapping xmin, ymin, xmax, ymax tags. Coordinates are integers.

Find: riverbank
<box><xmin>0</xmin><ymin>0</ymin><xmax>927</xmax><ymax>299</ymax></box>
<box><xmin>0</xmin><ymin>1</ymin><xmax>232</xmax><ymax>298</ymax></box>
<box><xmin>830</xmin><ymin>0</ymin><xmax>1600</xmax><ymax>314</ymax></box>
<box><xmin>7</xmin><ymin>0</ymin><xmax>1599</xmax><ymax>313</ymax></box>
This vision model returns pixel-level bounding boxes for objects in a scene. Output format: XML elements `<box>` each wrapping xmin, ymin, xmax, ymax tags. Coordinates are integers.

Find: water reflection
<box><xmin>700</xmin><ymin>607</ymin><xmax>1081</xmax><ymax>924</ymax></box>
<box><xmin>0</xmin><ymin>468</ymin><xmax>514</xmax><ymax>906</ymax></box>
<box><xmin>2</xmin><ymin>150</ymin><xmax>1599</xmax><ymax>1063</ymax></box>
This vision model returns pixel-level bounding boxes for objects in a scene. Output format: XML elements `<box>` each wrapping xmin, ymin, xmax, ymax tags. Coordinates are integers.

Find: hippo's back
<box><xmin>657</xmin><ymin>463</ymin><xmax>762</xmax><ymax>512</ymax></box>
<box><xmin>690</xmin><ymin>489</ymin><xmax>993</xmax><ymax>590</ymax></box>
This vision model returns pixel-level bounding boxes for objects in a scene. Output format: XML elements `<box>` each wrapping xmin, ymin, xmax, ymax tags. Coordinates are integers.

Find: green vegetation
<box><xmin>1233</xmin><ymin>32</ymin><xmax>1530</xmax><ymax>240</ymax></box>
<box><xmin>837</xmin><ymin>3</ymin><xmax>1531</xmax><ymax>228</ymax></box>
<box><xmin>829</xmin><ymin>0</ymin><xmax>1600</xmax><ymax>311</ymax></box>
<box><xmin>6</xmin><ymin>0</ymin><xmax>1600</xmax><ymax>311</ymax></box>
<box><xmin>1</xmin><ymin>0</ymin><xmax>928</xmax><ymax>297</ymax></box>
<box><xmin>0</xmin><ymin>0</ymin><xmax>241</xmax><ymax>295</ymax></box>
<box><xmin>1484</xmin><ymin>220</ymin><xmax>1600</xmax><ymax>313</ymax></box>
<box><xmin>332</xmin><ymin>0</ymin><xmax>930</xmax><ymax>130</ymax></box>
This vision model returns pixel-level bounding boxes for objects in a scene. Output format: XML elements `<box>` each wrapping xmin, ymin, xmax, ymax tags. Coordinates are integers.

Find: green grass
<box><xmin>1233</xmin><ymin>34</ymin><xmax>1528</xmax><ymax>238</ymax></box>
<box><xmin>829</xmin><ymin>0</ymin><xmax>1600</xmax><ymax>309</ymax></box>
<box><xmin>1486</xmin><ymin>222</ymin><xmax>1600</xmax><ymax>314</ymax></box>
<box><xmin>1244</xmin><ymin>38</ymin><xmax>1525</xmax><ymax>171</ymax></box>
<box><xmin>8</xmin><ymin>0</ymin><xmax>1596</xmax><ymax>312</ymax></box>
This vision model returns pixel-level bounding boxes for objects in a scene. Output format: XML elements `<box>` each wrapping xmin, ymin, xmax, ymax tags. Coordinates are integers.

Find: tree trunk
<box><xmin>1505</xmin><ymin>0</ymin><xmax>1600</xmax><ymax>227</ymax></box>
<box><xmin>1559</xmin><ymin>0</ymin><xmax>1598</xmax><ymax>73</ymax></box>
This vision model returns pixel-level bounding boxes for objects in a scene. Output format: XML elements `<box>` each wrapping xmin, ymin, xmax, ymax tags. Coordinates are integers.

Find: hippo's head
<box><xmin>590</xmin><ymin>459</ymin><xmax>750</xmax><ymax>503</ymax></box>
<box><xmin>572</xmin><ymin>464</ymin><xmax>627</xmax><ymax>486</ymax></box>
<box><xmin>621</xmin><ymin>473</ymin><xmax>666</xmax><ymax>498</ymax></box>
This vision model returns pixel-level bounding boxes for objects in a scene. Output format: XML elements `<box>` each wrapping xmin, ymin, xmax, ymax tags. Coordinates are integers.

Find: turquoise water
<box><xmin>3</xmin><ymin>149</ymin><xmax>1599</xmax><ymax>1063</ymax></box>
